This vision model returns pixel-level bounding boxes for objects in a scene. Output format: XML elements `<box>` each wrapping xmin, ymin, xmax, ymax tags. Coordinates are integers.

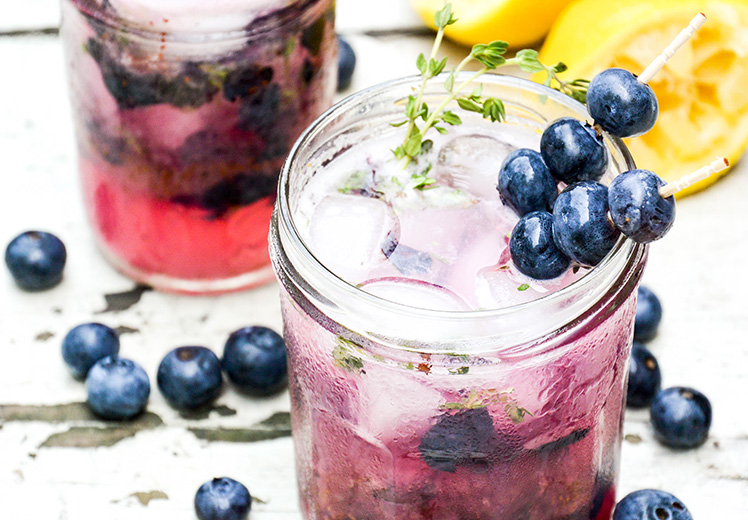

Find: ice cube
<box><xmin>435</xmin><ymin>133</ymin><xmax>513</xmax><ymax>198</ymax></box>
<box><xmin>308</xmin><ymin>194</ymin><xmax>399</xmax><ymax>283</ymax></box>
<box><xmin>359</xmin><ymin>277</ymin><xmax>470</xmax><ymax>311</ymax></box>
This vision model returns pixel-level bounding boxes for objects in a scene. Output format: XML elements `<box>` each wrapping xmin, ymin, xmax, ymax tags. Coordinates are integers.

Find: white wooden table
<box><xmin>1</xmin><ymin>1</ymin><xmax>746</xmax><ymax>518</ymax></box>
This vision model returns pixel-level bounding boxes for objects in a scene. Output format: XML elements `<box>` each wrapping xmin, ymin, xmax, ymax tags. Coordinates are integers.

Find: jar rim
<box><xmin>272</xmin><ymin>73</ymin><xmax>647</xmax><ymax>352</ymax></box>
<box><xmin>67</xmin><ymin>0</ymin><xmax>326</xmax><ymax>42</ymax></box>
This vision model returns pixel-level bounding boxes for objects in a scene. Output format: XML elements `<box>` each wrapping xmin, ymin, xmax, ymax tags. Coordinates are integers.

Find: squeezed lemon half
<box><xmin>539</xmin><ymin>0</ymin><xmax>748</xmax><ymax>196</ymax></box>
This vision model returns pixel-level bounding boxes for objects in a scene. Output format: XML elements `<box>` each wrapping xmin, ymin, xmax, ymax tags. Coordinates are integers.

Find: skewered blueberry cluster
<box><xmin>503</xmin><ymin>66</ymin><xmax>675</xmax><ymax>280</ymax></box>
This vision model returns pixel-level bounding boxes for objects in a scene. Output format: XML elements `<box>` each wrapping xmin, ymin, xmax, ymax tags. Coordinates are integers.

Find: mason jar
<box><xmin>61</xmin><ymin>0</ymin><xmax>336</xmax><ymax>293</ymax></box>
<box><xmin>270</xmin><ymin>74</ymin><xmax>647</xmax><ymax>519</ymax></box>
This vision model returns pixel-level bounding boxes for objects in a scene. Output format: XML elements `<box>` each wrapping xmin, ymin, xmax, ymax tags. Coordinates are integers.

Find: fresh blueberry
<box><xmin>5</xmin><ymin>231</ymin><xmax>67</xmax><ymax>291</ymax></box>
<box><xmin>510</xmin><ymin>211</ymin><xmax>570</xmax><ymax>280</ymax></box>
<box><xmin>650</xmin><ymin>387</ymin><xmax>711</xmax><ymax>449</ymax></box>
<box><xmin>587</xmin><ymin>68</ymin><xmax>659</xmax><ymax>138</ymax></box>
<box><xmin>613</xmin><ymin>489</ymin><xmax>692</xmax><ymax>520</ymax></box>
<box><xmin>635</xmin><ymin>286</ymin><xmax>663</xmax><ymax>342</ymax></box>
<box><xmin>157</xmin><ymin>347</ymin><xmax>223</xmax><ymax>410</ymax></box>
<box><xmin>609</xmin><ymin>169</ymin><xmax>675</xmax><ymax>243</ymax></box>
<box><xmin>627</xmin><ymin>342</ymin><xmax>662</xmax><ymax>408</ymax></box>
<box><xmin>552</xmin><ymin>181</ymin><xmax>620</xmax><ymax>266</ymax></box>
<box><xmin>540</xmin><ymin>117</ymin><xmax>608</xmax><ymax>184</ymax></box>
<box><xmin>62</xmin><ymin>323</ymin><xmax>120</xmax><ymax>380</ymax></box>
<box><xmin>194</xmin><ymin>477</ymin><xmax>252</xmax><ymax>520</ymax></box>
<box><xmin>498</xmin><ymin>149</ymin><xmax>558</xmax><ymax>216</ymax></box>
<box><xmin>419</xmin><ymin>407</ymin><xmax>502</xmax><ymax>472</ymax></box>
<box><xmin>337</xmin><ymin>36</ymin><xmax>356</xmax><ymax>91</ymax></box>
<box><xmin>222</xmin><ymin>326</ymin><xmax>287</xmax><ymax>396</ymax></box>
<box><xmin>86</xmin><ymin>356</ymin><xmax>150</xmax><ymax>420</ymax></box>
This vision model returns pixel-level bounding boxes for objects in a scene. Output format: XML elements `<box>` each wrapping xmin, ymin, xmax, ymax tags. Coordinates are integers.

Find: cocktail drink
<box><xmin>271</xmin><ymin>75</ymin><xmax>647</xmax><ymax>519</ymax></box>
<box><xmin>60</xmin><ymin>0</ymin><xmax>336</xmax><ymax>293</ymax></box>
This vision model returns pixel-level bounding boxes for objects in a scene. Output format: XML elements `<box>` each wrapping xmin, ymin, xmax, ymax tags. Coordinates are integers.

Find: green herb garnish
<box><xmin>333</xmin><ymin>338</ymin><xmax>365</xmax><ymax>373</ymax></box>
<box><xmin>517</xmin><ymin>283</ymin><xmax>530</xmax><ymax>291</ymax></box>
<box><xmin>392</xmin><ymin>2</ymin><xmax>589</xmax><ymax>163</ymax></box>
<box><xmin>439</xmin><ymin>388</ymin><xmax>532</xmax><ymax>423</ymax></box>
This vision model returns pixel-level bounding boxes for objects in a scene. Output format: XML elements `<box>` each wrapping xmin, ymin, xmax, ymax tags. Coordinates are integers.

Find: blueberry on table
<box><xmin>540</xmin><ymin>117</ymin><xmax>608</xmax><ymax>184</ymax></box>
<box><xmin>5</xmin><ymin>231</ymin><xmax>66</xmax><ymax>291</ymax></box>
<box><xmin>627</xmin><ymin>342</ymin><xmax>661</xmax><ymax>408</ymax></box>
<box><xmin>609</xmin><ymin>169</ymin><xmax>675</xmax><ymax>243</ymax></box>
<box><xmin>552</xmin><ymin>181</ymin><xmax>620</xmax><ymax>267</ymax></box>
<box><xmin>222</xmin><ymin>326</ymin><xmax>287</xmax><ymax>396</ymax></box>
<box><xmin>650</xmin><ymin>387</ymin><xmax>712</xmax><ymax>449</ymax></box>
<box><xmin>634</xmin><ymin>285</ymin><xmax>663</xmax><ymax>342</ymax></box>
<box><xmin>337</xmin><ymin>36</ymin><xmax>356</xmax><ymax>92</ymax></box>
<box><xmin>62</xmin><ymin>323</ymin><xmax>120</xmax><ymax>380</ymax></box>
<box><xmin>86</xmin><ymin>356</ymin><xmax>150</xmax><ymax>420</ymax></box>
<box><xmin>418</xmin><ymin>407</ymin><xmax>502</xmax><ymax>473</ymax></box>
<box><xmin>509</xmin><ymin>211</ymin><xmax>570</xmax><ymax>280</ymax></box>
<box><xmin>587</xmin><ymin>68</ymin><xmax>659</xmax><ymax>138</ymax></box>
<box><xmin>498</xmin><ymin>148</ymin><xmax>558</xmax><ymax>217</ymax></box>
<box><xmin>157</xmin><ymin>346</ymin><xmax>223</xmax><ymax>410</ymax></box>
<box><xmin>195</xmin><ymin>477</ymin><xmax>252</xmax><ymax>520</ymax></box>
<box><xmin>613</xmin><ymin>489</ymin><xmax>692</xmax><ymax>520</ymax></box>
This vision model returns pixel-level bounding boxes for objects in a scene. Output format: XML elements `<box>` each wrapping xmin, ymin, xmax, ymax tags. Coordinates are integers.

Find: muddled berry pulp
<box><xmin>61</xmin><ymin>0</ymin><xmax>336</xmax><ymax>290</ymax></box>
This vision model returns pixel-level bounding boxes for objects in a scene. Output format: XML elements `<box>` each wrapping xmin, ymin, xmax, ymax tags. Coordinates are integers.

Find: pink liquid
<box><xmin>280</xmin><ymin>124</ymin><xmax>639</xmax><ymax>519</ymax></box>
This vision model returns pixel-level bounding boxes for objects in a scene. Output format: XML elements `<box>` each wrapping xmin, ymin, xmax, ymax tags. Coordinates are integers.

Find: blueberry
<box><xmin>222</xmin><ymin>64</ymin><xmax>273</xmax><ymax>103</ymax></box>
<box><xmin>86</xmin><ymin>356</ymin><xmax>150</xmax><ymax>420</ymax></box>
<box><xmin>381</xmin><ymin>237</ymin><xmax>432</xmax><ymax>276</ymax></box>
<box><xmin>587</xmin><ymin>68</ymin><xmax>659</xmax><ymax>138</ymax></box>
<box><xmin>337</xmin><ymin>36</ymin><xmax>356</xmax><ymax>91</ymax></box>
<box><xmin>497</xmin><ymin>149</ymin><xmax>558</xmax><ymax>216</ymax></box>
<box><xmin>609</xmin><ymin>169</ymin><xmax>675</xmax><ymax>243</ymax></box>
<box><xmin>157</xmin><ymin>347</ymin><xmax>223</xmax><ymax>410</ymax></box>
<box><xmin>222</xmin><ymin>326</ymin><xmax>287</xmax><ymax>396</ymax></box>
<box><xmin>510</xmin><ymin>211</ymin><xmax>570</xmax><ymax>280</ymax></box>
<box><xmin>650</xmin><ymin>387</ymin><xmax>711</xmax><ymax>449</ymax></box>
<box><xmin>418</xmin><ymin>407</ymin><xmax>501</xmax><ymax>472</ymax></box>
<box><xmin>194</xmin><ymin>477</ymin><xmax>252</xmax><ymax>520</ymax></box>
<box><xmin>627</xmin><ymin>342</ymin><xmax>661</xmax><ymax>408</ymax></box>
<box><xmin>613</xmin><ymin>489</ymin><xmax>692</xmax><ymax>520</ymax></box>
<box><xmin>5</xmin><ymin>231</ymin><xmax>67</xmax><ymax>291</ymax></box>
<box><xmin>540</xmin><ymin>117</ymin><xmax>608</xmax><ymax>184</ymax></box>
<box><xmin>62</xmin><ymin>323</ymin><xmax>120</xmax><ymax>380</ymax></box>
<box><xmin>86</xmin><ymin>39</ymin><xmax>217</xmax><ymax>109</ymax></box>
<box><xmin>552</xmin><ymin>181</ymin><xmax>620</xmax><ymax>266</ymax></box>
<box><xmin>635</xmin><ymin>286</ymin><xmax>662</xmax><ymax>342</ymax></box>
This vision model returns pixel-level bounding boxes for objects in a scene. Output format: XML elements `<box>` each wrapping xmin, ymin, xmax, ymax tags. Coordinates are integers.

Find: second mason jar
<box><xmin>61</xmin><ymin>0</ymin><xmax>336</xmax><ymax>293</ymax></box>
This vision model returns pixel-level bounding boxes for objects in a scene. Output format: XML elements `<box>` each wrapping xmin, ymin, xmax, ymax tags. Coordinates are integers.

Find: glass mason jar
<box><xmin>271</xmin><ymin>75</ymin><xmax>647</xmax><ymax>519</ymax></box>
<box><xmin>60</xmin><ymin>0</ymin><xmax>336</xmax><ymax>294</ymax></box>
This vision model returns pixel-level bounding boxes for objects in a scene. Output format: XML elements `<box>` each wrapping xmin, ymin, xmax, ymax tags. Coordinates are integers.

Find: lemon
<box><xmin>539</xmin><ymin>0</ymin><xmax>748</xmax><ymax>196</ymax></box>
<box><xmin>410</xmin><ymin>0</ymin><xmax>577</xmax><ymax>48</ymax></box>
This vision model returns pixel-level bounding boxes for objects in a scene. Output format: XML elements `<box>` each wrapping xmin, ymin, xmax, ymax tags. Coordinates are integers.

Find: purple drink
<box><xmin>271</xmin><ymin>75</ymin><xmax>647</xmax><ymax>519</ymax></box>
<box><xmin>61</xmin><ymin>0</ymin><xmax>336</xmax><ymax>293</ymax></box>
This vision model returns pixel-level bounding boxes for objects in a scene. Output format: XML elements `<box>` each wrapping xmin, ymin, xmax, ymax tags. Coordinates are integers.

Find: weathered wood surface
<box><xmin>1</xmin><ymin>1</ymin><xmax>746</xmax><ymax>518</ymax></box>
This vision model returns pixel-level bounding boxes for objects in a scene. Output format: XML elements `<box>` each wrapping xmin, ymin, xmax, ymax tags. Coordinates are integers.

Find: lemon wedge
<box><xmin>410</xmin><ymin>0</ymin><xmax>577</xmax><ymax>48</ymax></box>
<box><xmin>539</xmin><ymin>0</ymin><xmax>748</xmax><ymax>196</ymax></box>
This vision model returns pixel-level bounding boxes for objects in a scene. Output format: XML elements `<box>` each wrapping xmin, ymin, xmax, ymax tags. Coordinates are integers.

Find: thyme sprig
<box><xmin>392</xmin><ymin>3</ymin><xmax>590</xmax><ymax>163</ymax></box>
